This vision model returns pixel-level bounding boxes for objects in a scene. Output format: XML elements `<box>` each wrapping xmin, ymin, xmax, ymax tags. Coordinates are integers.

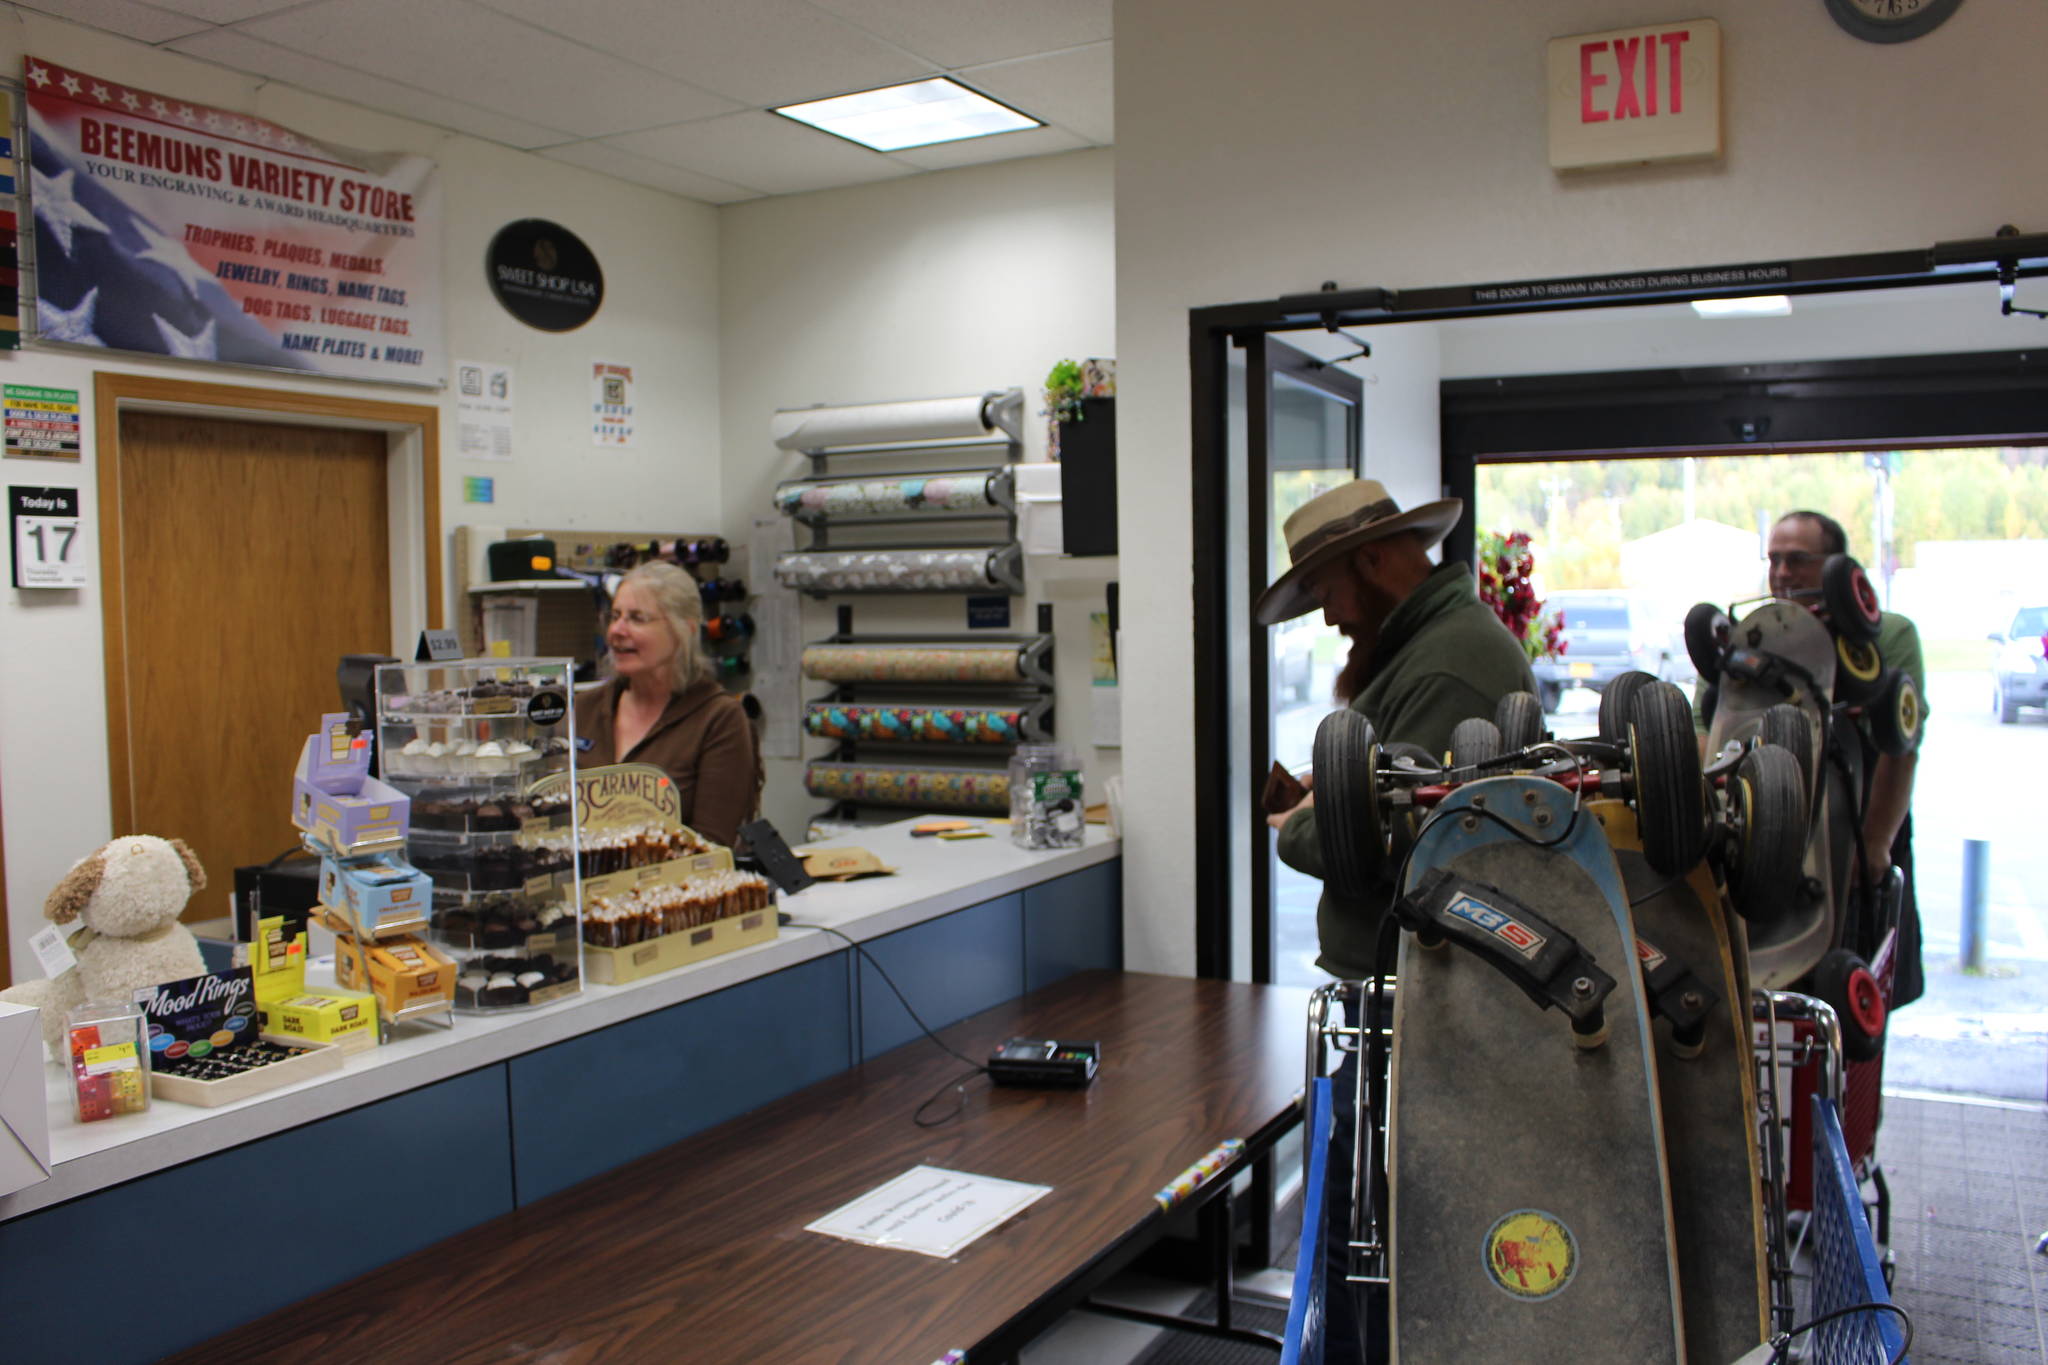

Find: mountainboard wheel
<box><xmin>1599</xmin><ymin>670</ymin><xmax>1661</xmax><ymax>743</ymax></box>
<box><xmin>1495</xmin><ymin>691</ymin><xmax>1545</xmax><ymax>751</ymax></box>
<box><xmin>1449</xmin><ymin>716</ymin><xmax>1504</xmax><ymax>768</ymax></box>
<box><xmin>1726</xmin><ymin>744</ymin><xmax>1806</xmax><ymax>927</ymax></box>
<box><xmin>1834</xmin><ymin>636</ymin><xmax>1884</xmax><ymax>705</ymax></box>
<box><xmin>1630</xmin><ymin>680</ymin><xmax>1709</xmax><ymax>876</ymax></box>
<box><xmin>1822</xmin><ymin>554</ymin><xmax>1883</xmax><ymax>645</ymax></box>
<box><xmin>1811</xmin><ymin>947</ymin><xmax>1887</xmax><ymax>1063</ymax></box>
<box><xmin>1869</xmin><ymin>668</ymin><xmax>1923</xmax><ymax>756</ymax></box>
<box><xmin>1684</xmin><ymin>602</ymin><xmax>1732</xmax><ymax>682</ymax></box>
<box><xmin>1757</xmin><ymin>703</ymin><xmax>1815</xmax><ymax>808</ymax></box>
<box><xmin>1313</xmin><ymin>709</ymin><xmax>1383</xmax><ymax>899</ymax></box>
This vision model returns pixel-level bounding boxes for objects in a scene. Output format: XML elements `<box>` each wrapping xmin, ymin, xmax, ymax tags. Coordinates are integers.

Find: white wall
<box><xmin>1112</xmin><ymin>0</ymin><xmax>2048</xmax><ymax>973</ymax></box>
<box><xmin>717</xmin><ymin>149</ymin><xmax>1120</xmax><ymax>840</ymax></box>
<box><xmin>0</xmin><ymin>11</ymin><xmax>721</xmax><ymax>974</ymax></box>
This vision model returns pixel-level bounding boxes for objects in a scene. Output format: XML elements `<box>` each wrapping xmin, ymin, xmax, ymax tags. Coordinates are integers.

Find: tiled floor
<box><xmin>1029</xmin><ymin>1095</ymin><xmax>2048</xmax><ymax>1364</ymax></box>
<box><xmin>1877</xmin><ymin>1094</ymin><xmax>2048</xmax><ymax>1364</ymax></box>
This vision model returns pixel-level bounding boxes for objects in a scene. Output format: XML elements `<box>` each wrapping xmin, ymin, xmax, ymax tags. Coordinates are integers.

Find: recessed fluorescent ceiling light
<box><xmin>1691</xmin><ymin>295</ymin><xmax>1793</xmax><ymax>317</ymax></box>
<box><xmin>775</xmin><ymin>78</ymin><xmax>1040</xmax><ymax>152</ymax></box>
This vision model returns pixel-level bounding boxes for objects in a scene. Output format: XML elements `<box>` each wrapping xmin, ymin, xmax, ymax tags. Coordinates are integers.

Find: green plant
<box><xmin>1043</xmin><ymin>358</ymin><xmax>1087</xmax><ymax>423</ymax></box>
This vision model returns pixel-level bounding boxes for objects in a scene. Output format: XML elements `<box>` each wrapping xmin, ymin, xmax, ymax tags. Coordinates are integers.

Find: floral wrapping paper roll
<box><xmin>805</xmin><ymin>762</ymin><xmax>1011</xmax><ymax>811</ymax></box>
<box><xmin>804</xmin><ymin>703</ymin><xmax>1025</xmax><ymax>744</ymax></box>
<box><xmin>774</xmin><ymin>474</ymin><xmax>996</xmax><ymax>518</ymax></box>
<box><xmin>800</xmin><ymin>644</ymin><xmax>1025</xmax><ymax>685</ymax></box>
<box><xmin>774</xmin><ymin>548</ymin><xmax>998</xmax><ymax>591</ymax></box>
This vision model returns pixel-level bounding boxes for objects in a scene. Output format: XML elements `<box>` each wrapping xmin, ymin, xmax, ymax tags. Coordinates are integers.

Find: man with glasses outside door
<box><xmin>1767</xmin><ymin>509</ymin><xmax>1927</xmax><ymax>1008</ymax></box>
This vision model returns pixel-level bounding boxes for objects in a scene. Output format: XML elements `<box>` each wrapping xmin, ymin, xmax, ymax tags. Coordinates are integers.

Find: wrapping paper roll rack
<box><xmin>769</xmin><ymin>389</ymin><xmax>1042</xmax><ymax>820</ymax></box>
<box><xmin>769</xmin><ymin>390</ymin><xmax>1026</xmax><ymax>600</ymax></box>
<box><xmin>799</xmin><ymin>627</ymin><xmax>1055</xmax><ymax>815</ymax></box>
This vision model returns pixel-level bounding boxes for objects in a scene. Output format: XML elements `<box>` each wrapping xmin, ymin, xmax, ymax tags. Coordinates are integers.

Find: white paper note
<box><xmin>805</xmin><ymin>1165</ymin><xmax>1051</xmax><ymax>1258</ymax></box>
<box><xmin>455</xmin><ymin>359</ymin><xmax>514</xmax><ymax>461</ymax></box>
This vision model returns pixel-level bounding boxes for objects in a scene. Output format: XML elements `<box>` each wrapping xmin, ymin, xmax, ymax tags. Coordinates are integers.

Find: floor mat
<box><xmin>1875</xmin><ymin>1094</ymin><xmax>2048</xmax><ymax>1365</ymax></box>
<box><xmin>1125</xmin><ymin>1292</ymin><xmax>1288</xmax><ymax>1365</ymax></box>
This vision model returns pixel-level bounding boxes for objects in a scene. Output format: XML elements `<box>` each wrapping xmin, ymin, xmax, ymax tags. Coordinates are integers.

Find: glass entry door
<box><xmin>1245</xmin><ymin>335</ymin><xmax>1362</xmax><ymax>985</ymax></box>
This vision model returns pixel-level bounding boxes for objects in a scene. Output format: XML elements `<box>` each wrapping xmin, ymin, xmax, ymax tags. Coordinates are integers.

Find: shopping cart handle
<box><xmin>1396</xmin><ymin>868</ymin><xmax>1617</xmax><ymax>1048</ymax></box>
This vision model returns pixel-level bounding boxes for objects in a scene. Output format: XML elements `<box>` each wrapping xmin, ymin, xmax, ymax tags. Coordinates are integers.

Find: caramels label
<box><xmin>532</xmin><ymin>762</ymin><xmax>682</xmax><ymax>831</ymax></box>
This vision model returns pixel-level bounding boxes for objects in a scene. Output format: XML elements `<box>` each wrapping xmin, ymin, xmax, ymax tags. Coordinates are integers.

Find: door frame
<box><xmin>1188</xmin><ymin>228</ymin><xmax>2048</xmax><ymax>980</ymax></box>
<box><xmin>1244</xmin><ymin>336</ymin><xmax>1363</xmax><ymax>985</ymax></box>
<box><xmin>93</xmin><ymin>374</ymin><xmax>442</xmax><ymax>839</ymax></box>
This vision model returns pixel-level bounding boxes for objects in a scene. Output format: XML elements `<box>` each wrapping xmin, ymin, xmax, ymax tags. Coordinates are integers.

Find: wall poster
<box><xmin>455</xmin><ymin>359</ymin><xmax>514</xmax><ymax>461</ymax></box>
<box><xmin>591</xmin><ymin>359</ymin><xmax>634</xmax><ymax>447</ymax></box>
<box><xmin>4</xmin><ymin>384</ymin><xmax>80</xmax><ymax>458</ymax></box>
<box><xmin>25</xmin><ymin>57</ymin><xmax>443</xmax><ymax>386</ymax></box>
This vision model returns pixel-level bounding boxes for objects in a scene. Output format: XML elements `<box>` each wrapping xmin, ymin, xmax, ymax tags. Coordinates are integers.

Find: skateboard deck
<box><xmin>1389</xmin><ymin>776</ymin><xmax>1683</xmax><ymax>1363</ymax></box>
<box><xmin>1596</xmin><ymin>797</ymin><xmax>1770</xmax><ymax>1365</ymax></box>
<box><xmin>1708</xmin><ymin>600</ymin><xmax>1841</xmax><ymax>987</ymax></box>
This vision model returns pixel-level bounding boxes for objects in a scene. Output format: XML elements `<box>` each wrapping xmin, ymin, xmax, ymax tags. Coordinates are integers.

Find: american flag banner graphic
<box><xmin>0</xmin><ymin>90</ymin><xmax>20</xmax><ymax>348</ymax></box>
<box><xmin>25</xmin><ymin>57</ymin><xmax>443</xmax><ymax>385</ymax></box>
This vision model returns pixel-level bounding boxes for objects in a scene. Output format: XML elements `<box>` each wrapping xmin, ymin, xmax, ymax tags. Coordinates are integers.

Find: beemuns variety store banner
<box><xmin>26</xmin><ymin>57</ymin><xmax>443</xmax><ymax>385</ymax></box>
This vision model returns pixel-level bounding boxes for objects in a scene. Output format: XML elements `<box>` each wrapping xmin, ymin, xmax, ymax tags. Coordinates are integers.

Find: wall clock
<box><xmin>1824</xmin><ymin>0</ymin><xmax>1964</xmax><ymax>42</ymax></box>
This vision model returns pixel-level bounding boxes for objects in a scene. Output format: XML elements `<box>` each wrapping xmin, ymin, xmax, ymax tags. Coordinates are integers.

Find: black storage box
<box><xmin>1058</xmin><ymin>398</ymin><xmax>1117</xmax><ymax>557</ymax></box>
<box><xmin>488</xmin><ymin>537</ymin><xmax>557</xmax><ymax>581</ymax></box>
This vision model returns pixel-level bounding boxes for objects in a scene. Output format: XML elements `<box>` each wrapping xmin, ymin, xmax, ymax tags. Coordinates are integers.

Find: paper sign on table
<box><xmin>805</xmin><ymin>1165</ymin><xmax>1050</xmax><ymax>1258</ymax></box>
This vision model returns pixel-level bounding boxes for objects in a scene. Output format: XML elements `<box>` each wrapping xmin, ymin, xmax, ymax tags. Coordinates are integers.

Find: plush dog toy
<box><xmin>1</xmin><ymin>835</ymin><xmax>209</xmax><ymax>1055</ymax></box>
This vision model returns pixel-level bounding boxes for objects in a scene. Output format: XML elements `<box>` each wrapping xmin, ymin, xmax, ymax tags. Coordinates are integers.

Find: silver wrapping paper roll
<box><xmin>770</xmin><ymin>395</ymin><xmax>995</xmax><ymax>451</ymax></box>
<box><xmin>774</xmin><ymin>547</ymin><xmax>1005</xmax><ymax>592</ymax></box>
<box><xmin>773</xmin><ymin>471</ymin><xmax>1004</xmax><ymax>519</ymax></box>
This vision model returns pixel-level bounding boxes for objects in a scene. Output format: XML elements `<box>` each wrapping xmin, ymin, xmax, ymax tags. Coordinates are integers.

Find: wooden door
<box><xmin>112</xmin><ymin>411</ymin><xmax>391</xmax><ymax>915</ymax></box>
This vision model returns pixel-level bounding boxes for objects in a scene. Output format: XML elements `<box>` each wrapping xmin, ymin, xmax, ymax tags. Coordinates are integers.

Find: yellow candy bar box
<box><xmin>267</xmin><ymin>990</ymin><xmax>379</xmax><ymax>1054</ymax></box>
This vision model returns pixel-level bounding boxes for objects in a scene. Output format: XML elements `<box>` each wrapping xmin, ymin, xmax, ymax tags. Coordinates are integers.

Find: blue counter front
<box><xmin>0</xmin><ymin>823</ymin><xmax>1121</xmax><ymax>1365</ymax></box>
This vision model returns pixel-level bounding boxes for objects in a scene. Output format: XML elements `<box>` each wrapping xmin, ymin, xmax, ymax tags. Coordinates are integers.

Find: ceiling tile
<box><xmin>16</xmin><ymin>0</ymin><xmax>214</xmax><ymax>44</ymax></box>
<box><xmin>885</xmin><ymin>123</ymin><xmax>1089</xmax><ymax>171</ymax></box>
<box><xmin>170</xmin><ymin>28</ymin><xmax>579</xmax><ymax>148</ymax></box>
<box><xmin>144</xmin><ymin>0</ymin><xmax>312</xmax><ymax>22</ymax></box>
<box><xmin>959</xmin><ymin>43</ymin><xmax>1111</xmax><ymax>144</ymax></box>
<box><xmin>472</xmin><ymin>0</ymin><xmax>935</xmax><ymax>107</ymax></box>
<box><xmin>602</xmin><ymin>110</ymin><xmax>917</xmax><ymax>196</ymax></box>
<box><xmin>238</xmin><ymin>0</ymin><xmax>739</xmax><ymax>138</ymax></box>
<box><xmin>538</xmin><ymin>140</ymin><xmax>761</xmax><ymax>205</ymax></box>
<box><xmin>809</xmin><ymin>0</ymin><xmax>1111</xmax><ymax>68</ymax></box>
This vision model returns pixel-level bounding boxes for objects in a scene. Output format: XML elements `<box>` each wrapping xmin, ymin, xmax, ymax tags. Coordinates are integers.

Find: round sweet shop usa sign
<box><xmin>486</xmin><ymin>219</ymin><xmax>604</xmax><ymax>331</ymax></box>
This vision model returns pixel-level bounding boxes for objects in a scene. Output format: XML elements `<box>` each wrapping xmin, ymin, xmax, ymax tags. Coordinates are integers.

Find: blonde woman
<box><xmin>572</xmin><ymin>561</ymin><xmax>761</xmax><ymax>845</ymax></box>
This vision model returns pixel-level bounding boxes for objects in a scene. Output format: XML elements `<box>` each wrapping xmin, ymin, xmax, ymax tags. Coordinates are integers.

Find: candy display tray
<box><xmin>149</xmin><ymin>1036</ymin><xmax>345</xmax><ymax>1108</ymax></box>
<box><xmin>583</xmin><ymin>908</ymin><xmax>778</xmax><ymax>985</ymax></box>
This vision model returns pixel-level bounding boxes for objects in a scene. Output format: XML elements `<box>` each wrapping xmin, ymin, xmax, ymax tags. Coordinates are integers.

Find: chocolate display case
<box><xmin>374</xmin><ymin>659</ymin><xmax>583</xmax><ymax>1012</ymax></box>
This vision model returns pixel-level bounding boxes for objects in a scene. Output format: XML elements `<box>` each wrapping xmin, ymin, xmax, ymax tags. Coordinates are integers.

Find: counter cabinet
<box><xmin>1</xmin><ymin>845</ymin><xmax>1119</xmax><ymax>1365</ymax></box>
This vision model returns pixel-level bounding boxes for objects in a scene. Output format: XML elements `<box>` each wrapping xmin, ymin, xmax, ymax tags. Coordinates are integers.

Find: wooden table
<box><xmin>175</xmin><ymin>971</ymin><xmax>1308</xmax><ymax>1364</ymax></box>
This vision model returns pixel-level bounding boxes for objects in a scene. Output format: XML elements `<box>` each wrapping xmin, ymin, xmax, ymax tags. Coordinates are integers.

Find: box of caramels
<box><xmin>331</xmin><ymin>927</ymin><xmax>455</xmax><ymax>1019</ymax></box>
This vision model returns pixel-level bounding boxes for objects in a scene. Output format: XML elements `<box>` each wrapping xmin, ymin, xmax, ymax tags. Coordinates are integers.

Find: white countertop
<box><xmin>1</xmin><ymin>818</ymin><xmax>1117</xmax><ymax>1223</ymax></box>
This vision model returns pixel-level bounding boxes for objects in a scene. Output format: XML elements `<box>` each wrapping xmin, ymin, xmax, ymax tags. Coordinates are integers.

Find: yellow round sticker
<box><xmin>1484</xmin><ymin>1209</ymin><xmax>1577</xmax><ymax>1301</ymax></box>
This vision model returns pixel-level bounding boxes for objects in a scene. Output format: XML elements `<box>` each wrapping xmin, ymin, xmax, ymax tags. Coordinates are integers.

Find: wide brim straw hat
<box><xmin>1253</xmin><ymin>479</ymin><xmax>1463</xmax><ymax>625</ymax></box>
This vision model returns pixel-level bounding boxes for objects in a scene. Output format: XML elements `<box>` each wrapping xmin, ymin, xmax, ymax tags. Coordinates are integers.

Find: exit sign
<box><xmin>1548</xmin><ymin>19</ymin><xmax>1721</xmax><ymax>171</ymax></box>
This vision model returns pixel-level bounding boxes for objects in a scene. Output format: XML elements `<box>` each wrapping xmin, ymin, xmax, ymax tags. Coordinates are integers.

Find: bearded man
<box><xmin>1260</xmin><ymin>479</ymin><xmax>1537</xmax><ymax>978</ymax></box>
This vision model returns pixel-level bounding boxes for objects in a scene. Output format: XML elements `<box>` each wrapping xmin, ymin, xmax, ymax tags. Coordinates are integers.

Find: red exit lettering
<box><xmin>1580</xmin><ymin>29</ymin><xmax>1689</xmax><ymax>125</ymax></box>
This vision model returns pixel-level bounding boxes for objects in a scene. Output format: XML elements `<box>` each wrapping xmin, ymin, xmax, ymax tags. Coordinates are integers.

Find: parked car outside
<box><xmin>1989</xmin><ymin>604</ymin><xmax>2048</xmax><ymax>723</ymax></box>
<box><xmin>1531</xmin><ymin>590</ymin><xmax>1683</xmax><ymax>711</ymax></box>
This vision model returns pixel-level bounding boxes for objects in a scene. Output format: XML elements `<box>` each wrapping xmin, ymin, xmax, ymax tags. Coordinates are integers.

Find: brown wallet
<box><xmin>1260</xmin><ymin>761</ymin><xmax>1308</xmax><ymax>816</ymax></box>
